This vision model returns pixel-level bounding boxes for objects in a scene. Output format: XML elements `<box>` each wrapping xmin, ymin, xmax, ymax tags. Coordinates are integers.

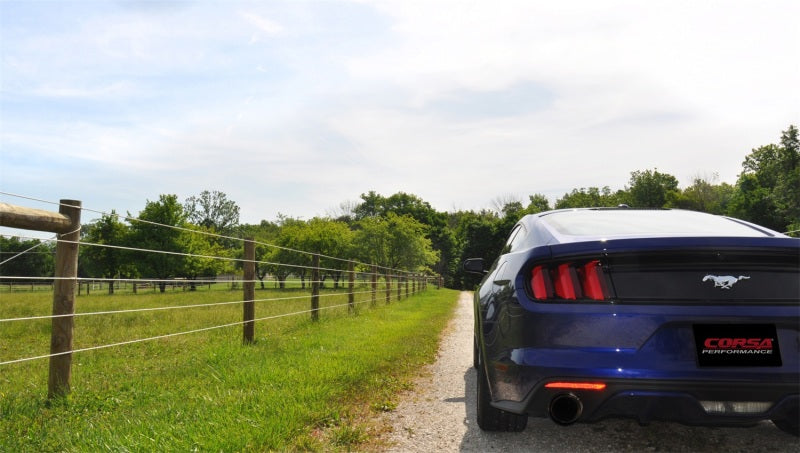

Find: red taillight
<box><xmin>530</xmin><ymin>260</ymin><xmax>610</xmax><ymax>302</ymax></box>
<box><xmin>579</xmin><ymin>260</ymin><xmax>608</xmax><ymax>301</ymax></box>
<box><xmin>531</xmin><ymin>266</ymin><xmax>552</xmax><ymax>299</ymax></box>
<box><xmin>553</xmin><ymin>263</ymin><xmax>580</xmax><ymax>299</ymax></box>
<box><xmin>545</xmin><ymin>382</ymin><xmax>607</xmax><ymax>391</ymax></box>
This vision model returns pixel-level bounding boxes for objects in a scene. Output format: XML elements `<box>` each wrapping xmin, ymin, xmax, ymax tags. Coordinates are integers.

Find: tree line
<box><xmin>1</xmin><ymin>125</ymin><xmax>796</xmax><ymax>290</ymax></box>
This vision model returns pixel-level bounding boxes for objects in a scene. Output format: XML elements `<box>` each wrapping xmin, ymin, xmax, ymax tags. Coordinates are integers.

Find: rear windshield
<box><xmin>541</xmin><ymin>209</ymin><xmax>774</xmax><ymax>238</ymax></box>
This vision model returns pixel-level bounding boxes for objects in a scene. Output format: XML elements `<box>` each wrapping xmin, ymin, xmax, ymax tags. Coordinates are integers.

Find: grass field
<box><xmin>0</xmin><ymin>286</ymin><xmax>459</xmax><ymax>451</ymax></box>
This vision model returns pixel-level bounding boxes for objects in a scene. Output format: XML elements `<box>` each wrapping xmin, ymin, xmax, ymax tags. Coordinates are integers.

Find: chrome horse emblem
<box><xmin>702</xmin><ymin>275</ymin><xmax>750</xmax><ymax>289</ymax></box>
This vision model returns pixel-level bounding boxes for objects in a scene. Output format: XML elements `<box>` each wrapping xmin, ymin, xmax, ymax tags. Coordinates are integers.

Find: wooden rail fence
<box><xmin>0</xmin><ymin>199</ymin><xmax>82</xmax><ymax>398</ymax></box>
<box><xmin>1</xmin><ymin>199</ymin><xmax>440</xmax><ymax>398</ymax></box>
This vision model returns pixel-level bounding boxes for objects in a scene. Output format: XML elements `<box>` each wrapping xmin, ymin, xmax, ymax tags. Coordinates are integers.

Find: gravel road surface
<box><xmin>377</xmin><ymin>291</ymin><xmax>799</xmax><ymax>452</ymax></box>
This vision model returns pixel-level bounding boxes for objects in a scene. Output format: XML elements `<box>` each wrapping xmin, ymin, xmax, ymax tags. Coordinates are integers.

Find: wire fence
<box><xmin>0</xmin><ymin>194</ymin><xmax>441</xmax><ymax>397</ymax></box>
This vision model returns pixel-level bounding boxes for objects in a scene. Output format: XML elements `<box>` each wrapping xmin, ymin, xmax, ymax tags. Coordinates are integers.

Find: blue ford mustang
<box><xmin>465</xmin><ymin>208</ymin><xmax>799</xmax><ymax>435</ymax></box>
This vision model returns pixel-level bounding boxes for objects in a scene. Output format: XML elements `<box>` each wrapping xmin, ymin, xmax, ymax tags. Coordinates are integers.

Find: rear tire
<box><xmin>473</xmin><ymin>335</ymin><xmax>479</xmax><ymax>369</ymax></box>
<box><xmin>773</xmin><ymin>418</ymin><xmax>799</xmax><ymax>436</ymax></box>
<box><xmin>476</xmin><ymin>362</ymin><xmax>528</xmax><ymax>431</ymax></box>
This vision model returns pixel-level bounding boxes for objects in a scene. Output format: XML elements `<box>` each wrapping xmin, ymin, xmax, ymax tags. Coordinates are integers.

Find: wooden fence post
<box><xmin>48</xmin><ymin>199</ymin><xmax>81</xmax><ymax>399</ymax></box>
<box><xmin>385</xmin><ymin>272</ymin><xmax>391</xmax><ymax>304</ymax></box>
<box><xmin>412</xmin><ymin>274</ymin><xmax>417</xmax><ymax>295</ymax></box>
<box><xmin>370</xmin><ymin>264</ymin><xmax>377</xmax><ymax>307</ymax></box>
<box><xmin>243</xmin><ymin>238</ymin><xmax>255</xmax><ymax>344</ymax></box>
<box><xmin>405</xmin><ymin>274</ymin><xmax>409</xmax><ymax>299</ymax></box>
<box><xmin>397</xmin><ymin>274</ymin><xmax>402</xmax><ymax>301</ymax></box>
<box><xmin>347</xmin><ymin>261</ymin><xmax>355</xmax><ymax>313</ymax></box>
<box><xmin>311</xmin><ymin>254</ymin><xmax>320</xmax><ymax>321</ymax></box>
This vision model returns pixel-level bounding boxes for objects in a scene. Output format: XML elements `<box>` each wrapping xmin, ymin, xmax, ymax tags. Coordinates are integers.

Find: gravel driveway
<box><xmin>377</xmin><ymin>291</ymin><xmax>799</xmax><ymax>452</ymax></box>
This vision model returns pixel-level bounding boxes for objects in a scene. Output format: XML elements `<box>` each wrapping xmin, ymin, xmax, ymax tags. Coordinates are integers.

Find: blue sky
<box><xmin>1</xmin><ymin>0</ymin><xmax>798</xmax><ymax>229</ymax></box>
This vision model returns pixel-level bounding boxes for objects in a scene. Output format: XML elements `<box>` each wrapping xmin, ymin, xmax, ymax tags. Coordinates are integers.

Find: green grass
<box><xmin>0</xmin><ymin>287</ymin><xmax>459</xmax><ymax>451</ymax></box>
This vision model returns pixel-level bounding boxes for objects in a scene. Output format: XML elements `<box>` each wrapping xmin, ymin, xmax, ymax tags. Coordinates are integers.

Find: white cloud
<box><xmin>339</xmin><ymin>0</ymin><xmax>799</xmax><ymax>190</ymax></box>
<box><xmin>240</xmin><ymin>11</ymin><xmax>285</xmax><ymax>38</ymax></box>
<box><xmin>1</xmin><ymin>0</ymin><xmax>798</xmax><ymax>223</ymax></box>
<box><xmin>33</xmin><ymin>81</ymin><xmax>140</xmax><ymax>99</ymax></box>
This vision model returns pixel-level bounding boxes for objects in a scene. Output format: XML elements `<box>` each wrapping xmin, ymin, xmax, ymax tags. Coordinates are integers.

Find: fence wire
<box><xmin>1</xmin><ymin>191</ymin><xmax>408</xmax><ymax>274</ymax></box>
<box><xmin>0</xmin><ymin>193</ymin><xmax>439</xmax><ymax>370</ymax></box>
<box><xmin>0</xmin><ymin>296</ymin><xmax>385</xmax><ymax>367</ymax></box>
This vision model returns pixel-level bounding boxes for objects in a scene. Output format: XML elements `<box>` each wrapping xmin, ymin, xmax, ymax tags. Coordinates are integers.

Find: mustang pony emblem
<box><xmin>702</xmin><ymin>275</ymin><xmax>750</xmax><ymax>289</ymax></box>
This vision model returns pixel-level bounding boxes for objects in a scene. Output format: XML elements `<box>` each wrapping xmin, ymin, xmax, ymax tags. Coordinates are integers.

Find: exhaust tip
<box><xmin>549</xmin><ymin>393</ymin><xmax>583</xmax><ymax>426</ymax></box>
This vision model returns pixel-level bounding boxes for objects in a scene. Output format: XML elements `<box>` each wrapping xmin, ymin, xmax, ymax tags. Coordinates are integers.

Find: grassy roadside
<box><xmin>0</xmin><ymin>288</ymin><xmax>459</xmax><ymax>451</ymax></box>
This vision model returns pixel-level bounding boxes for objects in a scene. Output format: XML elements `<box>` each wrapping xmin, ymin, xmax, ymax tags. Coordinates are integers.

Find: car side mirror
<box><xmin>463</xmin><ymin>258</ymin><xmax>486</xmax><ymax>274</ymax></box>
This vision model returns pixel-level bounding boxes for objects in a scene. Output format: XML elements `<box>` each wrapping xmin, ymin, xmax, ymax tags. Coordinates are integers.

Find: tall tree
<box><xmin>81</xmin><ymin>211</ymin><xmax>132</xmax><ymax>294</ymax></box>
<box><xmin>272</xmin><ymin>218</ymin><xmax>312</xmax><ymax>289</ymax></box>
<box><xmin>184</xmin><ymin>190</ymin><xmax>241</xmax><ymax>234</ymax></box>
<box><xmin>353</xmin><ymin>213</ymin><xmax>438</xmax><ymax>272</ymax></box>
<box><xmin>526</xmin><ymin>193</ymin><xmax>551</xmax><ymax>214</ymax></box>
<box><xmin>238</xmin><ymin>220</ymin><xmax>280</xmax><ymax>289</ymax></box>
<box><xmin>729</xmin><ymin>125</ymin><xmax>799</xmax><ymax>233</ymax></box>
<box><xmin>128</xmin><ymin>194</ymin><xmax>188</xmax><ymax>292</ymax></box>
<box><xmin>353</xmin><ymin>190</ymin><xmax>385</xmax><ymax>219</ymax></box>
<box><xmin>555</xmin><ymin>186</ymin><xmax>623</xmax><ymax>209</ymax></box>
<box><xmin>775</xmin><ymin>125</ymin><xmax>799</xmax><ymax>232</ymax></box>
<box><xmin>179</xmin><ymin>224</ymin><xmax>231</xmax><ymax>290</ymax></box>
<box><xmin>277</xmin><ymin>218</ymin><xmax>354</xmax><ymax>288</ymax></box>
<box><xmin>351</xmin><ymin>191</ymin><xmax>458</xmax><ymax>286</ymax></box>
<box><xmin>671</xmin><ymin>174</ymin><xmax>734</xmax><ymax>215</ymax></box>
<box><xmin>454</xmin><ymin>210</ymin><xmax>504</xmax><ymax>289</ymax></box>
<box><xmin>0</xmin><ymin>236</ymin><xmax>54</xmax><ymax>279</ymax></box>
<box><xmin>626</xmin><ymin>169</ymin><xmax>679</xmax><ymax>208</ymax></box>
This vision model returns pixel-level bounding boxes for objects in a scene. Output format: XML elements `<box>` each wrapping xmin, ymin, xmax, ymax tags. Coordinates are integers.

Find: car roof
<box><xmin>519</xmin><ymin>208</ymin><xmax>786</xmax><ymax>246</ymax></box>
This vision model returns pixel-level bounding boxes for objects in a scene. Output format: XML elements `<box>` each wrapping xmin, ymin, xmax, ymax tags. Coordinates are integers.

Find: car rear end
<box><xmin>482</xmin><ymin>210</ymin><xmax>800</xmax><ymax>434</ymax></box>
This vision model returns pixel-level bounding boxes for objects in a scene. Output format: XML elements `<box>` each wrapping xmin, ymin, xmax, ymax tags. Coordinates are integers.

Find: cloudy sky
<box><xmin>1</xmin><ymin>0</ymin><xmax>798</xmax><ymax>227</ymax></box>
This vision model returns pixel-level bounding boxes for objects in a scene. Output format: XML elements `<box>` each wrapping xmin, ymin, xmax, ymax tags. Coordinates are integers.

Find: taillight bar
<box><xmin>530</xmin><ymin>260</ymin><xmax>611</xmax><ymax>302</ymax></box>
<box><xmin>545</xmin><ymin>381</ymin><xmax>607</xmax><ymax>391</ymax></box>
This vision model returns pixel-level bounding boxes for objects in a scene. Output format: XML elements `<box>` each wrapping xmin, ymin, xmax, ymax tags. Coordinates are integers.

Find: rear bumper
<box><xmin>496</xmin><ymin>378</ymin><xmax>799</xmax><ymax>426</ymax></box>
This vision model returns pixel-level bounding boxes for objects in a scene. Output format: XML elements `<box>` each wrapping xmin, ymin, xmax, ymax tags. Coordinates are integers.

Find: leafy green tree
<box><xmin>728</xmin><ymin>173</ymin><xmax>782</xmax><ymax>230</ymax></box>
<box><xmin>238</xmin><ymin>220</ymin><xmax>280</xmax><ymax>289</ymax></box>
<box><xmin>351</xmin><ymin>191</ymin><xmax>459</xmax><ymax>287</ymax></box>
<box><xmin>267</xmin><ymin>216</ymin><xmax>355</xmax><ymax>289</ymax></box>
<box><xmin>184</xmin><ymin>190</ymin><xmax>240</xmax><ymax>234</ymax></box>
<box><xmin>775</xmin><ymin>125</ymin><xmax>799</xmax><ymax>232</ymax></box>
<box><xmin>128</xmin><ymin>194</ymin><xmax>189</xmax><ymax>292</ymax></box>
<box><xmin>431</xmin><ymin>225</ymin><xmax>459</xmax><ymax>288</ymax></box>
<box><xmin>670</xmin><ymin>175</ymin><xmax>735</xmax><ymax>215</ymax></box>
<box><xmin>500</xmin><ymin>200</ymin><xmax>525</xmax><ymax>219</ymax></box>
<box><xmin>353</xmin><ymin>190</ymin><xmax>385</xmax><ymax>219</ymax></box>
<box><xmin>0</xmin><ymin>236</ymin><xmax>54</xmax><ymax>279</ymax></box>
<box><xmin>309</xmin><ymin>219</ymin><xmax>354</xmax><ymax>288</ymax></box>
<box><xmin>272</xmin><ymin>217</ymin><xmax>311</xmax><ymax>288</ymax></box>
<box><xmin>729</xmin><ymin>125</ymin><xmax>799</xmax><ymax>233</ymax></box>
<box><xmin>627</xmin><ymin>169</ymin><xmax>679</xmax><ymax>208</ymax></box>
<box><xmin>179</xmin><ymin>224</ymin><xmax>231</xmax><ymax>290</ymax></box>
<box><xmin>279</xmin><ymin>218</ymin><xmax>354</xmax><ymax>288</ymax></box>
<box><xmin>353</xmin><ymin>213</ymin><xmax>438</xmax><ymax>272</ymax></box>
<box><xmin>453</xmin><ymin>210</ymin><xmax>505</xmax><ymax>289</ymax></box>
<box><xmin>379</xmin><ymin>193</ymin><xmax>457</xmax><ymax>287</ymax></box>
<box><xmin>526</xmin><ymin>193</ymin><xmax>551</xmax><ymax>214</ymax></box>
<box><xmin>81</xmin><ymin>211</ymin><xmax>133</xmax><ymax>294</ymax></box>
<box><xmin>353</xmin><ymin>191</ymin><xmax>444</xmax><ymax>226</ymax></box>
<box><xmin>555</xmin><ymin>186</ymin><xmax>623</xmax><ymax>208</ymax></box>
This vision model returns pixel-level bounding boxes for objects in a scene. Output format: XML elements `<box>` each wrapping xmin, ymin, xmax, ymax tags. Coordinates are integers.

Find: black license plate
<box><xmin>693</xmin><ymin>324</ymin><xmax>782</xmax><ymax>367</ymax></box>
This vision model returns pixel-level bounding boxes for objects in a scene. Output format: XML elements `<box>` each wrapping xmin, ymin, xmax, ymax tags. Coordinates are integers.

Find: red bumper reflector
<box><xmin>545</xmin><ymin>382</ymin><xmax>607</xmax><ymax>391</ymax></box>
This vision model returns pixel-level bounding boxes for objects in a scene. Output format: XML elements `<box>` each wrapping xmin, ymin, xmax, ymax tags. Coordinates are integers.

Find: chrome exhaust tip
<box><xmin>549</xmin><ymin>393</ymin><xmax>583</xmax><ymax>426</ymax></box>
